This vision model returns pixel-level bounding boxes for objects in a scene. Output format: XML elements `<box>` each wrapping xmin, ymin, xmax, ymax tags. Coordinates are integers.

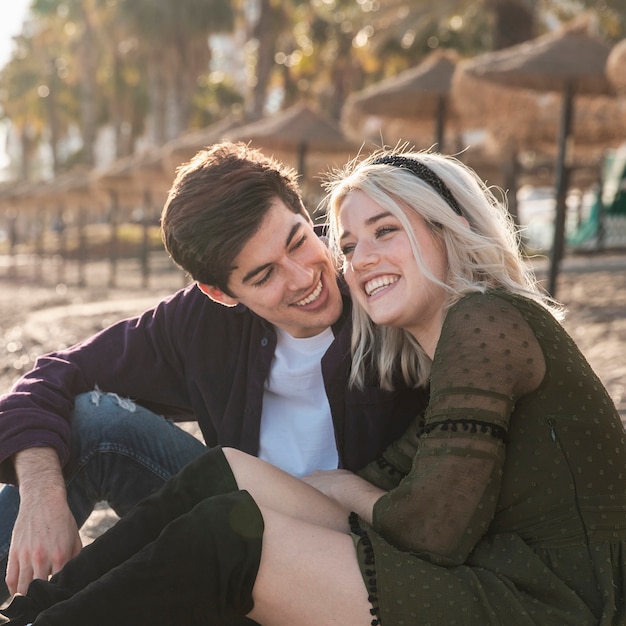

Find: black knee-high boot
<box><xmin>1</xmin><ymin>446</ymin><xmax>239</xmax><ymax>624</ymax></box>
<box><xmin>32</xmin><ymin>490</ymin><xmax>264</xmax><ymax>626</ymax></box>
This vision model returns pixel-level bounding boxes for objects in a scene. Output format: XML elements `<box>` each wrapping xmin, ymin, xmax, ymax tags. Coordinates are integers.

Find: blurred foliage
<box><xmin>0</xmin><ymin>0</ymin><xmax>623</xmax><ymax>180</ymax></box>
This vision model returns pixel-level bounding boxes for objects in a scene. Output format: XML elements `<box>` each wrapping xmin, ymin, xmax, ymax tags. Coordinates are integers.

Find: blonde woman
<box><xmin>323</xmin><ymin>149</ymin><xmax>626</xmax><ymax>624</ymax></box>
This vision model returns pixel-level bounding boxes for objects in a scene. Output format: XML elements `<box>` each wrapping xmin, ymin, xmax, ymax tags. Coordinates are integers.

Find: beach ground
<box><xmin>0</xmin><ymin>252</ymin><xmax>625</xmax><ymax>543</ymax></box>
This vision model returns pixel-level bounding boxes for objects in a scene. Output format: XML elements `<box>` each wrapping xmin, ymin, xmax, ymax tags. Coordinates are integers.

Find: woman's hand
<box><xmin>302</xmin><ymin>470</ymin><xmax>386</xmax><ymax>525</ymax></box>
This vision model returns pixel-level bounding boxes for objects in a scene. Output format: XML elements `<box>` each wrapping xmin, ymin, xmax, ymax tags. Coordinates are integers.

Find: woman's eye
<box><xmin>375</xmin><ymin>225</ymin><xmax>398</xmax><ymax>238</ymax></box>
<box><xmin>340</xmin><ymin>244</ymin><xmax>355</xmax><ymax>258</ymax></box>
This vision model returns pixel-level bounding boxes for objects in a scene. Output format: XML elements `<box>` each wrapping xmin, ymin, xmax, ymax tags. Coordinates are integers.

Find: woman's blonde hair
<box><xmin>324</xmin><ymin>149</ymin><xmax>560</xmax><ymax>391</ymax></box>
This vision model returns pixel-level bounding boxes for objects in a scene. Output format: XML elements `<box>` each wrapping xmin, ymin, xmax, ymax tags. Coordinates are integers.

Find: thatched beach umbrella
<box><xmin>607</xmin><ymin>38</ymin><xmax>626</xmax><ymax>95</ymax></box>
<box><xmin>17</xmin><ymin>168</ymin><xmax>95</xmax><ymax>284</ymax></box>
<box><xmin>342</xmin><ymin>49</ymin><xmax>458</xmax><ymax>151</ymax></box>
<box><xmin>91</xmin><ymin>148</ymin><xmax>170</xmax><ymax>287</ymax></box>
<box><xmin>92</xmin><ymin>147</ymin><xmax>171</xmax><ymax>208</ymax></box>
<box><xmin>454</xmin><ymin>69</ymin><xmax>623</xmax><ymax>199</ymax></box>
<box><xmin>131</xmin><ymin>147</ymin><xmax>172</xmax><ymax>204</ymax></box>
<box><xmin>0</xmin><ymin>181</ymin><xmax>45</xmax><ymax>278</ymax></box>
<box><xmin>455</xmin><ymin>18</ymin><xmax>613</xmax><ymax>296</ymax></box>
<box><xmin>163</xmin><ymin>114</ymin><xmax>243</xmax><ymax>173</ymax></box>
<box><xmin>226</xmin><ymin>103</ymin><xmax>360</xmax><ymax>181</ymax></box>
<box><xmin>606</xmin><ymin>39</ymin><xmax>626</xmax><ymax>141</ymax></box>
<box><xmin>92</xmin><ymin>153</ymin><xmax>143</xmax><ymax>207</ymax></box>
<box><xmin>0</xmin><ymin>180</ymin><xmax>41</xmax><ymax>215</ymax></box>
<box><xmin>454</xmin><ymin>74</ymin><xmax>621</xmax><ymax>151</ymax></box>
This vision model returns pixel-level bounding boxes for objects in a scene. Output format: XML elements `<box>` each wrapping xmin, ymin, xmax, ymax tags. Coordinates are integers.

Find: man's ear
<box><xmin>197</xmin><ymin>283</ymin><xmax>239</xmax><ymax>307</ymax></box>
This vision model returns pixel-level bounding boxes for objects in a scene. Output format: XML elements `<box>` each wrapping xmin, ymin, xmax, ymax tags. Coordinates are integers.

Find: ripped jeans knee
<box><xmin>87</xmin><ymin>387</ymin><xmax>138</xmax><ymax>413</ymax></box>
<box><xmin>65</xmin><ymin>391</ymin><xmax>207</xmax><ymax>517</ymax></box>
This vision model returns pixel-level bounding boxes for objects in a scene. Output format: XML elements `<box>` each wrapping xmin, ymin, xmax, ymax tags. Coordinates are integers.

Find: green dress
<box><xmin>354</xmin><ymin>290</ymin><xmax>626</xmax><ymax>626</ymax></box>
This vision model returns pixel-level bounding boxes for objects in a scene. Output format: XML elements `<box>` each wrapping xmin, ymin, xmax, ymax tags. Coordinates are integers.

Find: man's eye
<box><xmin>254</xmin><ymin>269</ymin><xmax>273</xmax><ymax>286</ymax></box>
<box><xmin>291</xmin><ymin>234</ymin><xmax>307</xmax><ymax>251</ymax></box>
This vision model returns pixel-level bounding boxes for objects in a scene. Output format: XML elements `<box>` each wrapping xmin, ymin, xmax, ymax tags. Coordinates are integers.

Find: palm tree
<box><xmin>0</xmin><ymin>54</ymin><xmax>43</xmax><ymax>180</ymax></box>
<box><xmin>0</xmin><ymin>22</ymin><xmax>79</xmax><ymax>179</ymax></box>
<box><xmin>30</xmin><ymin>0</ymin><xmax>103</xmax><ymax>167</ymax></box>
<box><xmin>248</xmin><ymin>0</ymin><xmax>290</xmax><ymax>120</ymax></box>
<box><xmin>115</xmin><ymin>0</ymin><xmax>234</xmax><ymax>143</ymax></box>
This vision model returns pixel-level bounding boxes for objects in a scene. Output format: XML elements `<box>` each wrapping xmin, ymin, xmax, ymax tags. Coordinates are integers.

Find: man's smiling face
<box><xmin>201</xmin><ymin>199</ymin><xmax>343</xmax><ymax>338</ymax></box>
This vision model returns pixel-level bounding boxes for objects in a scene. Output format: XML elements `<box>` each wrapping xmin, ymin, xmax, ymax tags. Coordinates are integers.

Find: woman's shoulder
<box><xmin>444</xmin><ymin>290</ymin><xmax>560</xmax><ymax>340</ymax></box>
<box><xmin>449</xmin><ymin>289</ymin><xmax>550</xmax><ymax>318</ymax></box>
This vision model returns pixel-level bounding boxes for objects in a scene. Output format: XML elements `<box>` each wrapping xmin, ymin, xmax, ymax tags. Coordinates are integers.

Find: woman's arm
<box><xmin>302</xmin><ymin>469</ymin><xmax>385</xmax><ymax>524</ymax></box>
<box><xmin>370</xmin><ymin>293</ymin><xmax>546</xmax><ymax>563</ymax></box>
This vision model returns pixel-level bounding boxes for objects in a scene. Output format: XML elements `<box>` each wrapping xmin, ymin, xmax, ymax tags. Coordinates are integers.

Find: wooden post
<box><xmin>108</xmin><ymin>190</ymin><xmax>119</xmax><ymax>288</ymax></box>
<box><xmin>140</xmin><ymin>189</ymin><xmax>152</xmax><ymax>289</ymax></box>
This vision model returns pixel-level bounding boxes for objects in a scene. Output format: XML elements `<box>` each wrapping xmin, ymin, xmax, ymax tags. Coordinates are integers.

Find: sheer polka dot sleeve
<box><xmin>371</xmin><ymin>292</ymin><xmax>546</xmax><ymax>564</ymax></box>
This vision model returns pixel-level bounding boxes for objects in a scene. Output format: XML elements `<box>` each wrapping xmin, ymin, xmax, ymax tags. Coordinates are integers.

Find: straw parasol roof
<box><xmin>607</xmin><ymin>38</ymin><xmax>626</xmax><ymax>94</ymax></box>
<box><xmin>226</xmin><ymin>102</ymin><xmax>361</xmax><ymax>180</ymax></box>
<box><xmin>91</xmin><ymin>147</ymin><xmax>169</xmax><ymax>208</ymax></box>
<box><xmin>227</xmin><ymin>102</ymin><xmax>358</xmax><ymax>153</ymax></box>
<box><xmin>453</xmin><ymin>71</ymin><xmax>624</xmax><ymax>150</ymax></box>
<box><xmin>163</xmin><ymin>114</ymin><xmax>243</xmax><ymax>173</ymax></box>
<box><xmin>0</xmin><ymin>180</ymin><xmax>41</xmax><ymax>214</ymax></box>
<box><xmin>342</xmin><ymin>49</ymin><xmax>459</xmax><ymax>151</ymax></box>
<box><xmin>452</xmin><ymin>17</ymin><xmax>614</xmax><ymax>296</ymax></box>
<box><xmin>90</xmin><ymin>154</ymin><xmax>140</xmax><ymax>207</ymax></box>
<box><xmin>27</xmin><ymin>167</ymin><xmax>95</xmax><ymax>212</ymax></box>
<box><xmin>344</xmin><ymin>49</ymin><xmax>458</xmax><ymax>118</ymax></box>
<box><xmin>459</xmin><ymin>18</ymin><xmax>613</xmax><ymax>96</ymax></box>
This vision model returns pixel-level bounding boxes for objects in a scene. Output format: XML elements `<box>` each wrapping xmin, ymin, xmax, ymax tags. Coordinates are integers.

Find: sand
<box><xmin>0</xmin><ymin>252</ymin><xmax>625</xmax><ymax>542</ymax></box>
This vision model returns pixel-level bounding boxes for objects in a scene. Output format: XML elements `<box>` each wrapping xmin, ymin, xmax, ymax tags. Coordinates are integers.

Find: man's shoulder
<box><xmin>159</xmin><ymin>283</ymin><xmax>239</xmax><ymax>311</ymax></box>
<box><xmin>151</xmin><ymin>283</ymin><xmax>255</xmax><ymax>330</ymax></box>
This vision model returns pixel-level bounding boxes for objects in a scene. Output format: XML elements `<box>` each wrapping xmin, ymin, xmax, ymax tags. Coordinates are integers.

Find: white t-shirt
<box><xmin>258</xmin><ymin>326</ymin><xmax>338</xmax><ymax>477</ymax></box>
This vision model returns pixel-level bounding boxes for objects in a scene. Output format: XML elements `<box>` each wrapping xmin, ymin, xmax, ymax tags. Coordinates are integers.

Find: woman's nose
<box><xmin>350</xmin><ymin>241</ymin><xmax>378</xmax><ymax>270</ymax></box>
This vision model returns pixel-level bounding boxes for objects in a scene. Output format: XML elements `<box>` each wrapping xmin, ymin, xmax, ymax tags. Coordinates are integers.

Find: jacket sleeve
<box><xmin>0</xmin><ymin>285</ymin><xmax>206</xmax><ymax>483</ymax></box>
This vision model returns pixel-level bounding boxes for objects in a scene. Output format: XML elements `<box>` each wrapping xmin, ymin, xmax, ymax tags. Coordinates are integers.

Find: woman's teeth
<box><xmin>365</xmin><ymin>275</ymin><xmax>398</xmax><ymax>296</ymax></box>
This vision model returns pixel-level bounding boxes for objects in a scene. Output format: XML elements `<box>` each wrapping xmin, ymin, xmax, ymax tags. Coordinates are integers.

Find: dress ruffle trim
<box><xmin>371</xmin><ymin>455</ymin><xmax>404</xmax><ymax>479</ymax></box>
<box><xmin>350</xmin><ymin>512</ymin><xmax>381</xmax><ymax>626</ymax></box>
<box><xmin>423</xmin><ymin>418</ymin><xmax>508</xmax><ymax>441</ymax></box>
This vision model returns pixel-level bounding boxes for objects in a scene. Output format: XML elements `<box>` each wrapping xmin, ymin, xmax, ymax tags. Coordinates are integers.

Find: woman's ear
<box><xmin>197</xmin><ymin>283</ymin><xmax>239</xmax><ymax>307</ymax></box>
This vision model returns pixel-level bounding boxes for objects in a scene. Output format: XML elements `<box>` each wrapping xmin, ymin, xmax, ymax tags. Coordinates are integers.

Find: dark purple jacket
<box><xmin>0</xmin><ymin>283</ymin><xmax>427</xmax><ymax>484</ymax></box>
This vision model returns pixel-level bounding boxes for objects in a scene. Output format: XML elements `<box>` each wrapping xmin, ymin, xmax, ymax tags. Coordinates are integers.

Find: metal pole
<box><xmin>547</xmin><ymin>81</ymin><xmax>574</xmax><ymax>298</ymax></box>
<box><xmin>434</xmin><ymin>94</ymin><xmax>446</xmax><ymax>152</ymax></box>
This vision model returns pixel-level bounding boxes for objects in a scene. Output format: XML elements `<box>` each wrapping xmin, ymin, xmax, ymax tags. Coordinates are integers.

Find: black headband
<box><xmin>370</xmin><ymin>154</ymin><xmax>463</xmax><ymax>216</ymax></box>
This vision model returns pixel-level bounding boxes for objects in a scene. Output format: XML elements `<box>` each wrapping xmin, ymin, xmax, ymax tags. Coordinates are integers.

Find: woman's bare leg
<box><xmin>223</xmin><ymin>447</ymin><xmax>351</xmax><ymax>531</ymax></box>
<box><xmin>222</xmin><ymin>448</ymin><xmax>374</xmax><ymax>625</ymax></box>
<box><xmin>249</xmin><ymin>507</ymin><xmax>373</xmax><ymax>626</ymax></box>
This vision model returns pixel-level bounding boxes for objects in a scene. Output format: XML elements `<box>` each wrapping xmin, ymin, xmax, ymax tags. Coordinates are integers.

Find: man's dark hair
<box><xmin>161</xmin><ymin>141</ymin><xmax>305</xmax><ymax>294</ymax></box>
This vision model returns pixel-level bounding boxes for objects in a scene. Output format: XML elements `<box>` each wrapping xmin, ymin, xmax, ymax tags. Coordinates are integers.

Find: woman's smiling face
<box><xmin>338</xmin><ymin>190</ymin><xmax>448</xmax><ymax>357</ymax></box>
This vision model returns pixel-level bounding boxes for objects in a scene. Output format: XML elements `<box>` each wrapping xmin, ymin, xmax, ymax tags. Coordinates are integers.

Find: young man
<box><xmin>0</xmin><ymin>142</ymin><xmax>425</xmax><ymax>601</ymax></box>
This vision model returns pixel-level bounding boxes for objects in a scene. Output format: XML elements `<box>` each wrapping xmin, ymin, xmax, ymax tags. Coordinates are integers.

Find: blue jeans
<box><xmin>0</xmin><ymin>390</ymin><xmax>208</xmax><ymax>603</ymax></box>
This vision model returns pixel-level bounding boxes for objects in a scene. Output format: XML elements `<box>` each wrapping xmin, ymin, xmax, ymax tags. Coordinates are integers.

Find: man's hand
<box><xmin>6</xmin><ymin>448</ymin><xmax>82</xmax><ymax>596</ymax></box>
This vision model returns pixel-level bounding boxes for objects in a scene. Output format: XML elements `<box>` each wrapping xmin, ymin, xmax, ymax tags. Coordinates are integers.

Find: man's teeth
<box><xmin>365</xmin><ymin>276</ymin><xmax>398</xmax><ymax>296</ymax></box>
<box><xmin>295</xmin><ymin>280</ymin><xmax>322</xmax><ymax>306</ymax></box>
